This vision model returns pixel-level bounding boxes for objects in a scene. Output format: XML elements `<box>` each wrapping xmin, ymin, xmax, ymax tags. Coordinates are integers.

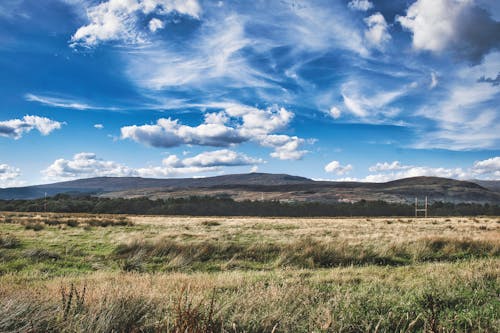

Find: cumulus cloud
<box><xmin>348</xmin><ymin>0</ymin><xmax>373</xmax><ymax>11</ymax></box>
<box><xmin>368</xmin><ymin>161</ymin><xmax>408</xmax><ymax>172</ymax></box>
<box><xmin>42</xmin><ymin>152</ymin><xmax>135</xmax><ymax>180</ymax></box>
<box><xmin>121</xmin><ymin>116</ymin><xmax>245</xmax><ymax>148</ymax></box>
<box><xmin>364</xmin><ymin>13</ymin><xmax>390</xmax><ymax>49</ymax></box>
<box><xmin>0</xmin><ymin>163</ymin><xmax>23</xmax><ymax>188</ymax></box>
<box><xmin>397</xmin><ymin>0</ymin><xmax>500</xmax><ymax>63</ymax></box>
<box><xmin>364</xmin><ymin>164</ymin><xmax>468</xmax><ymax>182</ymax></box>
<box><xmin>324</xmin><ymin>160</ymin><xmax>353</xmax><ymax>175</ymax></box>
<box><xmin>0</xmin><ymin>115</ymin><xmax>63</xmax><ymax>139</ymax></box>
<box><xmin>364</xmin><ymin>157</ymin><xmax>500</xmax><ymax>182</ymax></box>
<box><xmin>94</xmin><ymin>124</ymin><xmax>104</xmax><ymax>129</ymax></box>
<box><xmin>173</xmin><ymin>149</ymin><xmax>263</xmax><ymax>167</ymax></box>
<box><xmin>260</xmin><ymin>135</ymin><xmax>309</xmax><ymax>160</ymax></box>
<box><xmin>471</xmin><ymin>156</ymin><xmax>500</xmax><ymax>178</ymax></box>
<box><xmin>148</xmin><ymin>18</ymin><xmax>164</xmax><ymax>32</ymax></box>
<box><xmin>70</xmin><ymin>0</ymin><xmax>201</xmax><ymax>47</ymax></box>
<box><xmin>329</xmin><ymin>106</ymin><xmax>341</xmax><ymax>119</ymax></box>
<box><xmin>121</xmin><ymin>104</ymin><xmax>311</xmax><ymax>160</ymax></box>
<box><xmin>43</xmin><ymin>150</ymin><xmax>263</xmax><ymax>180</ymax></box>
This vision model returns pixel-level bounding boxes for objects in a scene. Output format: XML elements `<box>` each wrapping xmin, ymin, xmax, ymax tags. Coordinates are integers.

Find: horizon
<box><xmin>0</xmin><ymin>0</ymin><xmax>499</xmax><ymax>188</ymax></box>
<box><xmin>0</xmin><ymin>171</ymin><xmax>496</xmax><ymax>189</ymax></box>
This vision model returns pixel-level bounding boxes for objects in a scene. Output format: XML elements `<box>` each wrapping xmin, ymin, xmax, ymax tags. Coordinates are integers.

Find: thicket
<box><xmin>0</xmin><ymin>194</ymin><xmax>498</xmax><ymax>216</ymax></box>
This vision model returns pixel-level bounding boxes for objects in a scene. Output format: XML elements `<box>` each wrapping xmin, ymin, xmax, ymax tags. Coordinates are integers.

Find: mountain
<box><xmin>0</xmin><ymin>173</ymin><xmax>498</xmax><ymax>204</ymax></box>
<box><xmin>471</xmin><ymin>180</ymin><xmax>500</xmax><ymax>193</ymax></box>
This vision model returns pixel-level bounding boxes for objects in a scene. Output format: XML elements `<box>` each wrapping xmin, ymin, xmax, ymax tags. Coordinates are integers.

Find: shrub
<box><xmin>24</xmin><ymin>249</ymin><xmax>61</xmax><ymax>261</ymax></box>
<box><xmin>66</xmin><ymin>219</ymin><xmax>79</xmax><ymax>227</ymax></box>
<box><xmin>23</xmin><ymin>222</ymin><xmax>45</xmax><ymax>231</ymax></box>
<box><xmin>201</xmin><ymin>221</ymin><xmax>221</xmax><ymax>227</ymax></box>
<box><xmin>0</xmin><ymin>234</ymin><xmax>20</xmax><ymax>249</ymax></box>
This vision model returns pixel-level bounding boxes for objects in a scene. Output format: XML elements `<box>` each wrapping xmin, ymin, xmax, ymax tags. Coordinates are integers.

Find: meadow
<box><xmin>0</xmin><ymin>212</ymin><xmax>498</xmax><ymax>332</ymax></box>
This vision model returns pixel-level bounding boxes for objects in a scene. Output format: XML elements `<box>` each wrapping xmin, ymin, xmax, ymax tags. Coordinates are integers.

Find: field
<box><xmin>0</xmin><ymin>213</ymin><xmax>499</xmax><ymax>332</ymax></box>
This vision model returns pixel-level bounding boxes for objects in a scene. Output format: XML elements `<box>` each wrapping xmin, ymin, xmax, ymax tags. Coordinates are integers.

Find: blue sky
<box><xmin>0</xmin><ymin>0</ymin><xmax>499</xmax><ymax>187</ymax></box>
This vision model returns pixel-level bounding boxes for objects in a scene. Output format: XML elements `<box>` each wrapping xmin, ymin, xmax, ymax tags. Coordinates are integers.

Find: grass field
<box><xmin>0</xmin><ymin>212</ymin><xmax>499</xmax><ymax>332</ymax></box>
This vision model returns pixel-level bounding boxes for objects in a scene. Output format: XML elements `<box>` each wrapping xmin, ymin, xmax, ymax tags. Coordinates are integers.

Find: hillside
<box><xmin>471</xmin><ymin>180</ymin><xmax>500</xmax><ymax>192</ymax></box>
<box><xmin>0</xmin><ymin>173</ymin><xmax>498</xmax><ymax>204</ymax></box>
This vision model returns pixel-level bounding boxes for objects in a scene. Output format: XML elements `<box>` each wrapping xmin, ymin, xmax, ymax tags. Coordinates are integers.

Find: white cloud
<box><xmin>121</xmin><ymin>104</ymin><xmax>311</xmax><ymax>160</ymax></box>
<box><xmin>364</xmin><ymin>13</ymin><xmax>390</xmax><ymax>49</ymax></box>
<box><xmin>348</xmin><ymin>0</ymin><xmax>373</xmax><ymax>11</ymax></box>
<box><xmin>43</xmin><ymin>152</ymin><xmax>135</xmax><ymax>180</ymax></box>
<box><xmin>260</xmin><ymin>135</ymin><xmax>308</xmax><ymax>160</ymax></box>
<box><xmin>364</xmin><ymin>165</ymin><xmax>468</xmax><ymax>182</ymax></box>
<box><xmin>0</xmin><ymin>163</ymin><xmax>23</xmax><ymax>188</ymax></box>
<box><xmin>0</xmin><ymin>115</ymin><xmax>64</xmax><ymax>139</ymax></box>
<box><xmin>472</xmin><ymin>156</ymin><xmax>500</xmax><ymax>178</ymax></box>
<box><xmin>414</xmin><ymin>54</ymin><xmax>500</xmax><ymax>150</ymax></box>
<box><xmin>369</xmin><ymin>161</ymin><xmax>408</xmax><ymax>172</ymax></box>
<box><xmin>287</xmin><ymin>2</ymin><xmax>369</xmax><ymax>57</ymax></box>
<box><xmin>329</xmin><ymin>106</ymin><xmax>341</xmax><ymax>119</ymax></box>
<box><xmin>125</xmin><ymin>13</ymin><xmax>281</xmax><ymax>92</ymax></box>
<box><xmin>324</xmin><ymin>160</ymin><xmax>353</xmax><ymax>175</ymax></box>
<box><xmin>94</xmin><ymin>124</ymin><xmax>104</xmax><ymax>129</ymax></box>
<box><xmin>340</xmin><ymin>81</ymin><xmax>412</xmax><ymax>121</ymax></box>
<box><xmin>148</xmin><ymin>18</ymin><xmax>164</xmax><ymax>32</ymax></box>
<box><xmin>70</xmin><ymin>0</ymin><xmax>201</xmax><ymax>47</ymax></box>
<box><xmin>363</xmin><ymin>157</ymin><xmax>500</xmax><ymax>182</ymax></box>
<box><xmin>25</xmin><ymin>93</ymin><xmax>120</xmax><ymax>111</ymax></box>
<box><xmin>43</xmin><ymin>150</ymin><xmax>263</xmax><ymax>181</ymax></box>
<box><xmin>397</xmin><ymin>0</ymin><xmax>500</xmax><ymax>63</ymax></box>
<box><xmin>121</xmin><ymin>116</ymin><xmax>245</xmax><ymax>148</ymax></box>
<box><xmin>430</xmin><ymin>72</ymin><xmax>438</xmax><ymax>89</ymax></box>
<box><xmin>178</xmin><ymin>149</ymin><xmax>263</xmax><ymax>167</ymax></box>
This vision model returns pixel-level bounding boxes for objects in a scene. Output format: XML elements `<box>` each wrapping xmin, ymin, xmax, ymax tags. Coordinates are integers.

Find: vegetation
<box><xmin>0</xmin><ymin>194</ymin><xmax>499</xmax><ymax>216</ymax></box>
<box><xmin>0</xmin><ymin>213</ymin><xmax>498</xmax><ymax>331</ymax></box>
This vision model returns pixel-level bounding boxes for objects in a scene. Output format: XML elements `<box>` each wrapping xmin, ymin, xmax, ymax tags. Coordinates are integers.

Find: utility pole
<box><xmin>44</xmin><ymin>192</ymin><xmax>47</xmax><ymax>214</ymax></box>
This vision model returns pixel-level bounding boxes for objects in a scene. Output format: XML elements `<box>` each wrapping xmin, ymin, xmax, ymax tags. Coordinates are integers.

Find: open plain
<box><xmin>0</xmin><ymin>213</ymin><xmax>499</xmax><ymax>332</ymax></box>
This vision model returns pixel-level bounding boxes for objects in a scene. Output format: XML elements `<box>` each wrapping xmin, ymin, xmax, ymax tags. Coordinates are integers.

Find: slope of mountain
<box><xmin>471</xmin><ymin>180</ymin><xmax>500</xmax><ymax>193</ymax></box>
<box><xmin>0</xmin><ymin>173</ymin><xmax>498</xmax><ymax>204</ymax></box>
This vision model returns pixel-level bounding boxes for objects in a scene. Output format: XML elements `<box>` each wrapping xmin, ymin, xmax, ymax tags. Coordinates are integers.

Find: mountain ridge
<box><xmin>0</xmin><ymin>173</ymin><xmax>498</xmax><ymax>203</ymax></box>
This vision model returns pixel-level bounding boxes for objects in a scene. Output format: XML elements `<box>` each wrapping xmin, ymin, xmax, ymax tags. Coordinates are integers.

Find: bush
<box><xmin>0</xmin><ymin>234</ymin><xmax>20</xmax><ymax>249</ymax></box>
<box><xmin>24</xmin><ymin>248</ymin><xmax>61</xmax><ymax>261</ymax></box>
<box><xmin>66</xmin><ymin>219</ymin><xmax>79</xmax><ymax>227</ymax></box>
<box><xmin>23</xmin><ymin>222</ymin><xmax>44</xmax><ymax>231</ymax></box>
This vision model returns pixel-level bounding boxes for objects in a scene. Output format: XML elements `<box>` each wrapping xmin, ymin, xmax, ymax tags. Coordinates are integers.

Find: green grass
<box><xmin>0</xmin><ymin>214</ymin><xmax>499</xmax><ymax>332</ymax></box>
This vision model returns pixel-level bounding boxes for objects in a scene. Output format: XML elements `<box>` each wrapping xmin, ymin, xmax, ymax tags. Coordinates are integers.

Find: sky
<box><xmin>0</xmin><ymin>0</ymin><xmax>499</xmax><ymax>187</ymax></box>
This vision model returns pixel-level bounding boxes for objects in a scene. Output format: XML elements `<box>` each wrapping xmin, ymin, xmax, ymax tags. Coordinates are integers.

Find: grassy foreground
<box><xmin>0</xmin><ymin>213</ymin><xmax>499</xmax><ymax>332</ymax></box>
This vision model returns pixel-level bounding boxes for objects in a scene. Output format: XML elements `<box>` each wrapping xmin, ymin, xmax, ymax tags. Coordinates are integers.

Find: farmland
<box><xmin>0</xmin><ymin>213</ymin><xmax>499</xmax><ymax>332</ymax></box>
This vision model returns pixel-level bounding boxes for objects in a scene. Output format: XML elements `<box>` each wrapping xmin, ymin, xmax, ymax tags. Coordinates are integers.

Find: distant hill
<box><xmin>471</xmin><ymin>180</ymin><xmax>500</xmax><ymax>193</ymax></box>
<box><xmin>0</xmin><ymin>173</ymin><xmax>498</xmax><ymax>204</ymax></box>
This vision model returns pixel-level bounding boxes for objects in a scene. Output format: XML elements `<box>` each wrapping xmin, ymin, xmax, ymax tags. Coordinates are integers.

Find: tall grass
<box><xmin>114</xmin><ymin>236</ymin><xmax>499</xmax><ymax>270</ymax></box>
<box><xmin>0</xmin><ymin>260</ymin><xmax>498</xmax><ymax>332</ymax></box>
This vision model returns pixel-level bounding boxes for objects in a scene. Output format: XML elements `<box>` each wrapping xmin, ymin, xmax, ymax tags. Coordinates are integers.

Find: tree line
<box><xmin>0</xmin><ymin>194</ymin><xmax>498</xmax><ymax>216</ymax></box>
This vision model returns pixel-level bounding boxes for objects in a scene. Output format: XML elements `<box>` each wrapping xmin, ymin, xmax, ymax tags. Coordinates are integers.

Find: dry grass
<box><xmin>0</xmin><ymin>260</ymin><xmax>498</xmax><ymax>332</ymax></box>
<box><xmin>0</xmin><ymin>213</ymin><xmax>499</xmax><ymax>332</ymax></box>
